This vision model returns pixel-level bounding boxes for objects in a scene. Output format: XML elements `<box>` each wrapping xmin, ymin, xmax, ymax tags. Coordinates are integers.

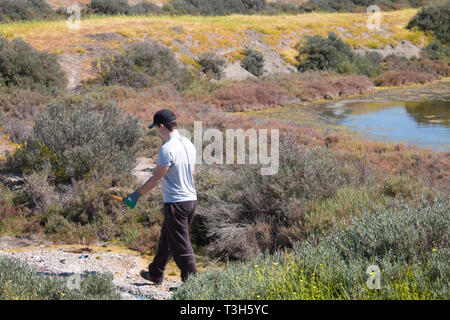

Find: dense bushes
<box><xmin>173</xmin><ymin>195</ymin><xmax>449</xmax><ymax>299</ymax></box>
<box><xmin>374</xmin><ymin>70</ymin><xmax>435</xmax><ymax>86</ymax></box>
<box><xmin>86</xmin><ymin>0</ymin><xmax>161</xmax><ymax>16</ymax></box>
<box><xmin>0</xmin><ymin>0</ymin><xmax>55</xmax><ymax>22</ymax></box>
<box><xmin>295</xmin><ymin>32</ymin><xmax>353</xmax><ymax>72</ymax></box>
<box><xmin>163</xmin><ymin>0</ymin><xmax>429</xmax><ymax>15</ymax></box>
<box><xmin>93</xmin><ymin>41</ymin><xmax>195</xmax><ymax>90</ymax></box>
<box><xmin>0</xmin><ymin>37</ymin><xmax>67</xmax><ymax>94</ymax></box>
<box><xmin>295</xmin><ymin>31</ymin><xmax>448</xmax><ymax>84</ymax></box>
<box><xmin>88</xmin><ymin>0</ymin><xmax>133</xmax><ymax>15</ymax></box>
<box><xmin>209</xmin><ymin>80</ymin><xmax>294</xmax><ymax>111</ymax></box>
<box><xmin>0</xmin><ymin>256</ymin><xmax>120</xmax><ymax>299</ymax></box>
<box><xmin>241</xmin><ymin>49</ymin><xmax>265</xmax><ymax>76</ymax></box>
<box><xmin>163</xmin><ymin>0</ymin><xmax>268</xmax><ymax>15</ymax></box>
<box><xmin>197</xmin><ymin>52</ymin><xmax>226</xmax><ymax>80</ymax></box>
<box><xmin>422</xmin><ymin>40</ymin><xmax>450</xmax><ymax>61</ymax></box>
<box><xmin>381</xmin><ymin>54</ymin><xmax>449</xmax><ymax>76</ymax></box>
<box><xmin>295</xmin><ymin>32</ymin><xmax>382</xmax><ymax>77</ymax></box>
<box><xmin>4</xmin><ymin>99</ymin><xmax>143</xmax><ymax>183</ymax></box>
<box><xmin>408</xmin><ymin>1</ymin><xmax>450</xmax><ymax>62</ymax></box>
<box><xmin>192</xmin><ymin>138</ymin><xmax>356</xmax><ymax>260</ymax></box>
<box><xmin>407</xmin><ymin>1</ymin><xmax>450</xmax><ymax>44</ymax></box>
<box><xmin>132</xmin><ymin>1</ymin><xmax>163</xmax><ymax>15</ymax></box>
<box><xmin>299</xmin><ymin>0</ymin><xmax>430</xmax><ymax>13</ymax></box>
<box><xmin>86</xmin><ymin>0</ymin><xmax>274</xmax><ymax>16</ymax></box>
<box><xmin>200</xmin><ymin>73</ymin><xmax>375</xmax><ymax>111</ymax></box>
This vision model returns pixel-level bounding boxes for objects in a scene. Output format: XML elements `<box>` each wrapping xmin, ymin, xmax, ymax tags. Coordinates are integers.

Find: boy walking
<box><xmin>125</xmin><ymin>109</ymin><xmax>198</xmax><ymax>284</ymax></box>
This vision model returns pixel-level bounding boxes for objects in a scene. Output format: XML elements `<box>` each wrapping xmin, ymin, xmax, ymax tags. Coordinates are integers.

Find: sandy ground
<box><xmin>0</xmin><ymin>237</ymin><xmax>182</xmax><ymax>300</ymax></box>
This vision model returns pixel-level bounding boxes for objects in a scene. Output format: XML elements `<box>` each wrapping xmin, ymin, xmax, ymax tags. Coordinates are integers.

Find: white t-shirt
<box><xmin>156</xmin><ymin>133</ymin><xmax>197</xmax><ymax>203</ymax></box>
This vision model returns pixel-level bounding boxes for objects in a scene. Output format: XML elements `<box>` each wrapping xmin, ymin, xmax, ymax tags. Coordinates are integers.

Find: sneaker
<box><xmin>140</xmin><ymin>270</ymin><xmax>163</xmax><ymax>285</ymax></box>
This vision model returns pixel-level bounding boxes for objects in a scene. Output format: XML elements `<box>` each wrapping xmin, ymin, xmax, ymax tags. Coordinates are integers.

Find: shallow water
<box><xmin>322</xmin><ymin>99</ymin><xmax>450</xmax><ymax>151</ymax></box>
<box><xmin>243</xmin><ymin>80</ymin><xmax>450</xmax><ymax>152</ymax></box>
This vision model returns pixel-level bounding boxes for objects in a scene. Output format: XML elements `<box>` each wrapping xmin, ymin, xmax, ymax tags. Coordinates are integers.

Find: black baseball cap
<box><xmin>148</xmin><ymin>109</ymin><xmax>178</xmax><ymax>129</ymax></box>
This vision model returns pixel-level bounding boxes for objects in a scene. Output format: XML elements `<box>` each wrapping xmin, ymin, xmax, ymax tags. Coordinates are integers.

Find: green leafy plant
<box><xmin>197</xmin><ymin>52</ymin><xmax>226</xmax><ymax>80</ymax></box>
<box><xmin>241</xmin><ymin>49</ymin><xmax>265</xmax><ymax>76</ymax></box>
<box><xmin>93</xmin><ymin>41</ymin><xmax>195</xmax><ymax>90</ymax></box>
<box><xmin>407</xmin><ymin>1</ymin><xmax>450</xmax><ymax>44</ymax></box>
<box><xmin>0</xmin><ymin>256</ymin><xmax>120</xmax><ymax>299</ymax></box>
<box><xmin>5</xmin><ymin>99</ymin><xmax>142</xmax><ymax>183</ymax></box>
<box><xmin>0</xmin><ymin>0</ymin><xmax>55</xmax><ymax>22</ymax></box>
<box><xmin>0</xmin><ymin>37</ymin><xmax>67</xmax><ymax>93</ymax></box>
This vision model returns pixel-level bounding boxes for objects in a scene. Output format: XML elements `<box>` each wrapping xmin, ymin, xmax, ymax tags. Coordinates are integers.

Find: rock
<box><xmin>355</xmin><ymin>40</ymin><xmax>422</xmax><ymax>59</ymax></box>
<box><xmin>132</xmin><ymin>157</ymin><xmax>156</xmax><ymax>184</ymax></box>
<box><xmin>222</xmin><ymin>61</ymin><xmax>256</xmax><ymax>81</ymax></box>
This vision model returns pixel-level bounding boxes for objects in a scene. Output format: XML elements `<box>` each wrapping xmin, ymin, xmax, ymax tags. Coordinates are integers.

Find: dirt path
<box><xmin>0</xmin><ymin>237</ymin><xmax>182</xmax><ymax>300</ymax></box>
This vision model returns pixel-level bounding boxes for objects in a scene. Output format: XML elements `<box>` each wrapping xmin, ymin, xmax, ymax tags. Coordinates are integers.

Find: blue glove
<box><xmin>124</xmin><ymin>190</ymin><xmax>141</xmax><ymax>209</ymax></box>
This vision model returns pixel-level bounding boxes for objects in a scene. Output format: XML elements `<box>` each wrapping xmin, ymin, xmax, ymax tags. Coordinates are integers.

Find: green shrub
<box><xmin>328</xmin><ymin>195</ymin><xmax>449</xmax><ymax>264</ymax></box>
<box><xmin>192</xmin><ymin>138</ymin><xmax>350</xmax><ymax>260</ymax></box>
<box><xmin>295</xmin><ymin>32</ymin><xmax>353</xmax><ymax>71</ymax></box>
<box><xmin>299</xmin><ymin>0</ymin><xmax>429</xmax><ymax>13</ymax></box>
<box><xmin>299</xmin><ymin>0</ymin><xmax>355</xmax><ymax>13</ymax></box>
<box><xmin>5</xmin><ymin>99</ymin><xmax>143</xmax><ymax>183</ymax></box>
<box><xmin>407</xmin><ymin>1</ymin><xmax>450</xmax><ymax>44</ymax></box>
<box><xmin>197</xmin><ymin>52</ymin><xmax>226</xmax><ymax>80</ymax></box>
<box><xmin>0</xmin><ymin>0</ymin><xmax>55</xmax><ymax>22</ymax></box>
<box><xmin>305</xmin><ymin>186</ymin><xmax>389</xmax><ymax>236</ymax></box>
<box><xmin>131</xmin><ymin>1</ymin><xmax>162</xmax><ymax>15</ymax></box>
<box><xmin>351</xmin><ymin>55</ymin><xmax>383</xmax><ymax>78</ymax></box>
<box><xmin>163</xmin><ymin>0</ymin><xmax>268</xmax><ymax>15</ymax></box>
<box><xmin>0</xmin><ymin>37</ymin><xmax>67</xmax><ymax>93</ymax></box>
<box><xmin>93</xmin><ymin>41</ymin><xmax>195</xmax><ymax>90</ymax></box>
<box><xmin>0</xmin><ymin>256</ymin><xmax>120</xmax><ymax>299</ymax></box>
<box><xmin>241</xmin><ymin>49</ymin><xmax>265</xmax><ymax>76</ymax></box>
<box><xmin>173</xmin><ymin>195</ymin><xmax>449</xmax><ymax>300</ymax></box>
<box><xmin>41</xmin><ymin>206</ymin><xmax>71</xmax><ymax>234</ymax></box>
<box><xmin>80</xmin><ymin>0</ymin><xmax>162</xmax><ymax>16</ymax></box>
<box><xmin>0</xmin><ymin>183</ymin><xmax>14</xmax><ymax>209</ymax></box>
<box><xmin>422</xmin><ymin>40</ymin><xmax>450</xmax><ymax>61</ymax></box>
<box><xmin>87</xmin><ymin>0</ymin><xmax>133</xmax><ymax>15</ymax></box>
<box><xmin>296</xmin><ymin>32</ymin><xmax>381</xmax><ymax>77</ymax></box>
<box><xmin>266</xmin><ymin>1</ymin><xmax>300</xmax><ymax>14</ymax></box>
<box><xmin>22</xmin><ymin>169</ymin><xmax>58</xmax><ymax>213</ymax></box>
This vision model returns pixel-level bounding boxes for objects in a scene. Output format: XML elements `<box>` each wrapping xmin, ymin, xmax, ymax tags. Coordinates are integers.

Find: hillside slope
<box><xmin>0</xmin><ymin>9</ymin><xmax>428</xmax><ymax>89</ymax></box>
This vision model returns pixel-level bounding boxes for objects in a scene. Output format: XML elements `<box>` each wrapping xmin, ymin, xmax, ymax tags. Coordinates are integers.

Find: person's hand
<box><xmin>124</xmin><ymin>190</ymin><xmax>141</xmax><ymax>209</ymax></box>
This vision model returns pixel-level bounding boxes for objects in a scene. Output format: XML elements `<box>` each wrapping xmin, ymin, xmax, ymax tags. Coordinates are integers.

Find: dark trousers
<box><xmin>148</xmin><ymin>200</ymin><xmax>198</xmax><ymax>283</ymax></box>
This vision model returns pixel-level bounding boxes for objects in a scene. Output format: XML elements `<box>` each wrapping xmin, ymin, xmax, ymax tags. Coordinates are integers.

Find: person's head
<box><xmin>149</xmin><ymin>109</ymin><xmax>178</xmax><ymax>140</ymax></box>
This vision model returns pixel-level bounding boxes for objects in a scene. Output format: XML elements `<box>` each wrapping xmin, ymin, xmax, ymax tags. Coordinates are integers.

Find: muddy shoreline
<box><xmin>0</xmin><ymin>236</ymin><xmax>181</xmax><ymax>300</ymax></box>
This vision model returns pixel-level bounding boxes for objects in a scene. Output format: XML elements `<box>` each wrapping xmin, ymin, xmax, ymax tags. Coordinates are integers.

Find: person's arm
<box><xmin>137</xmin><ymin>165</ymin><xmax>169</xmax><ymax>196</ymax></box>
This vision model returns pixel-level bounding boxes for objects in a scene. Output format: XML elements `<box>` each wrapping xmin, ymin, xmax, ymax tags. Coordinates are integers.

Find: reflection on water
<box><xmin>325</xmin><ymin>100</ymin><xmax>450</xmax><ymax>151</ymax></box>
<box><xmin>404</xmin><ymin>101</ymin><xmax>450</xmax><ymax>127</ymax></box>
